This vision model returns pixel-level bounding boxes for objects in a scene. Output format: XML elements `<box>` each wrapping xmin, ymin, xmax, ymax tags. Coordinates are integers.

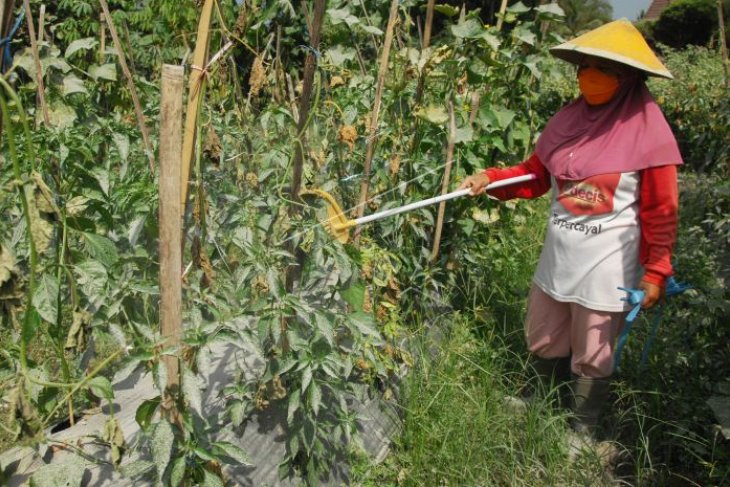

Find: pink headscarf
<box><xmin>535</xmin><ymin>74</ymin><xmax>683</xmax><ymax>180</ymax></box>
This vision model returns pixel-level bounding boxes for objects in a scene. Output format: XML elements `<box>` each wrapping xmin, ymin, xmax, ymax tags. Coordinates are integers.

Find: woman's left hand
<box><xmin>639</xmin><ymin>279</ymin><xmax>663</xmax><ymax>308</ymax></box>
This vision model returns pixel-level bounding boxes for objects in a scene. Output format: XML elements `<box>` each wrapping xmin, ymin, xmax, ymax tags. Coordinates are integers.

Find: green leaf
<box><xmin>29</xmin><ymin>461</ymin><xmax>84</xmax><ymax>487</ymax></box>
<box><xmin>65</xmin><ymin>37</ymin><xmax>98</xmax><ymax>58</ymax></box>
<box><xmin>32</xmin><ymin>274</ymin><xmax>59</xmax><ymax>325</ymax></box>
<box><xmin>182</xmin><ymin>365</ymin><xmax>204</xmax><ymax>415</ymax></box>
<box><xmin>454</xmin><ymin>125</ymin><xmax>474</xmax><ymax>144</ymax></box>
<box><xmin>301</xmin><ymin>366</ymin><xmax>313</xmax><ymax>394</ymax></box>
<box><xmin>119</xmin><ymin>460</ymin><xmax>155</xmax><ymax>479</ymax></box>
<box><xmin>433</xmin><ymin>4</ymin><xmax>459</xmax><ymax>17</ymax></box>
<box><xmin>450</xmin><ymin>18</ymin><xmax>484</xmax><ymax>39</ymax></box>
<box><xmin>340</xmin><ymin>281</ymin><xmax>365</xmax><ymax>311</ymax></box>
<box><xmin>536</xmin><ymin>3</ymin><xmax>564</xmax><ymax>17</ymax></box>
<box><xmin>151</xmin><ymin>420</ymin><xmax>175</xmax><ymax>480</ymax></box>
<box><xmin>113</xmin><ymin>133</ymin><xmax>130</xmax><ymax>162</ymax></box>
<box><xmin>349</xmin><ymin>311</ymin><xmax>382</xmax><ymax>339</ymax></box>
<box><xmin>89</xmin><ymin>63</ymin><xmax>117</xmax><ymax>81</ymax></box>
<box><xmin>313</xmin><ymin>313</ymin><xmax>335</xmax><ymax>346</ymax></box>
<box><xmin>309</xmin><ymin>382</ymin><xmax>322</xmax><ymax>416</ymax></box>
<box><xmin>359</xmin><ymin>25</ymin><xmax>383</xmax><ymax>35</ymax></box>
<box><xmin>135</xmin><ymin>396</ymin><xmax>161</xmax><ymax>432</ymax></box>
<box><xmin>324</xmin><ymin>45</ymin><xmax>356</xmax><ymax>66</ymax></box>
<box><xmin>507</xmin><ymin>1</ymin><xmax>531</xmax><ymax>13</ymax></box>
<box><xmin>74</xmin><ymin>260</ymin><xmax>107</xmax><ymax>301</ymax></box>
<box><xmin>202</xmin><ymin>470</ymin><xmax>225</xmax><ymax>487</ymax></box>
<box><xmin>287</xmin><ymin>389</ymin><xmax>301</xmax><ymax>424</ymax></box>
<box><xmin>63</xmin><ymin>74</ymin><xmax>89</xmax><ymax>96</ymax></box>
<box><xmin>87</xmin><ymin>376</ymin><xmax>114</xmax><ymax>400</ymax></box>
<box><xmin>169</xmin><ymin>455</ymin><xmax>186</xmax><ymax>487</ymax></box>
<box><xmin>212</xmin><ymin>441</ymin><xmax>252</xmax><ymax>465</ymax></box>
<box><xmin>415</xmin><ymin>104</ymin><xmax>449</xmax><ymax>125</ymax></box>
<box><xmin>81</xmin><ymin>232</ymin><xmax>119</xmax><ymax>267</ymax></box>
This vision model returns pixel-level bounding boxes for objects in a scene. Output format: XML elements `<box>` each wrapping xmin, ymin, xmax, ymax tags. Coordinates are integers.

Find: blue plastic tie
<box><xmin>0</xmin><ymin>9</ymin><xmax>25</xmax><ymax>73</ymax></box>
<box><xmin>613</xmin><ymin>276</ymin><xmax>690</xmax><ymax>372</ymax></box>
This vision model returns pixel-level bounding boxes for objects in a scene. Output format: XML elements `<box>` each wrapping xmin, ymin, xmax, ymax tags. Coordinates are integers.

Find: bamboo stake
<box><xmin>414</xmin><ymin>0</ymin><xmax>436</xmax><ymax>106</ymax></box>
<box><xmin>355</xmin><ymin>0</ymin><xmax>400</xmax><ymax>228</ymax></box>
<box><xmin>289</xmin><ymin>0</ymin><xmax>326</xmax><ymax>205</ymax></box>
<box><xmin>158</xmin><ymin>64</ymin><xmax>184</xmax><ymax>422</ymax></box>
<box><xmin>469</xmin><ymin>90</ymin><xmax>481</xmax><ymax>126</ymax></box>
<box><xmin>422</xmin><ymin>0</ymin><xmax>436</xmax><ymax>48</ymax></box>
<box><xmin>285</xmin><ymin>0</ymin><xmax>326</xmax><ymax>302</ymax></box>
<box><xmin>99</xmin><ymin>13</ymin><xmax>105</xmax><ymax>63</ymax></box>
<box><xmin>22</xmin><ymin>0</ymin><xmax>49</xmax><ymax>125</ymax></box>
<box><xmin>99</xmin><ymin>0</ymin><xmax>154</xmax><ymax>172</ymax></box>
<box><xmin>496</xmin><ymin>0</ymin><xmax>509</xmax><ymax>31</ymax></box>
<box><xmin>37</xmin><ymin>4</ymin><xmax>44</xmax><ymax>44</ymax></box>
<box><xmin>718</xmin><ymin>0</ymin><xmax>729</xmax><ymax>89</ymax></box>
<box><xmin>430</xmin><ymin>101</ymin><xmax>456</xmax><ymax>262</ymax></box>
<box><xmin>180</xmin><ymin>0</ymin><xmax>215</xmax><ymax>213</ymax></box>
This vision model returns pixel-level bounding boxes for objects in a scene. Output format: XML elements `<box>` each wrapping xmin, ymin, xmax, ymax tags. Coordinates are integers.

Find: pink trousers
<box><xmin>525</xmin><ymin>285</ymin><xmax>626</xmax><ymax>378</ymax></box>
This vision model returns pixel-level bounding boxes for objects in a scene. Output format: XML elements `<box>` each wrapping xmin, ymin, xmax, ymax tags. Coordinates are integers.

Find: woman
<box><xmin>459</xmin><ymin>19</ymin><xmax>683</xmax><ymax>439</ymax></box>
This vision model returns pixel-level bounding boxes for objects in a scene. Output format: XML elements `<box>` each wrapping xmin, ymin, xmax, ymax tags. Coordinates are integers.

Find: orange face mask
<box><xmin>578</xmin><ymin>67</ymin><xmax>620</xmax><ymax>105</ymax></box>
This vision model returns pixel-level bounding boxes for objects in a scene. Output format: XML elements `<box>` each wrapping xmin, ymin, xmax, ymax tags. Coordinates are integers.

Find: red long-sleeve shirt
<box><xmin>484</xmin><ymin>154</ymin><xmax>678</xmax><ymax>288</ymax></box>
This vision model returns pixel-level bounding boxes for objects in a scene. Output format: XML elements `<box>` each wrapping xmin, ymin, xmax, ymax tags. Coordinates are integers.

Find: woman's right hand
<box><xmin>458</xmin><ymin>173</ymin><xmax>491</xmax><ymax>196</ymax></box>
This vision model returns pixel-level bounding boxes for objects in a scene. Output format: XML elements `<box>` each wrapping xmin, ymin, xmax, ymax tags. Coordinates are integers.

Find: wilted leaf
<box><xmin>65</xmin><ymin>37</ymin><xmax>98</xmax><ymax>58</ymax></box>
<box><xmin>103</xmin><ymin>416</ymin><xmax>126</xmax><ymax>466</ymax></box>
<box><xmin>0</xmin><ymin>245</ymin><xmax>17</xmax><ymax>287</ymax></box>
<box><xmin>48</xmin><ymin>102</ymin><xmax>78</xmax><ymax>129</ymax></box>
<box><xmin>65</xmin><ymin>196</ymin><xmax>89</xmax><ymax>216</ymax></box>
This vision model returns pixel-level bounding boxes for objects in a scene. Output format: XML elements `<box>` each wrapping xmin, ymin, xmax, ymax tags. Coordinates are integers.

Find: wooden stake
<box><xmin>355</xmin><ymin>0</ymin><xmax>399</xmax><ymax>228</ymax></box>
<box><xmin>180</xmin><ymin>0</ymin><xmax>215</xmax><ymax>213</ymax></box>
<box><xmin>430</xmin><ymin>101</ymin><xmax>456</xmax><ymax>262</ymax></box>
<box><xmin>22</xmin><ymin>0</ymin><xmax>49</xmax><ymax>125</ymax></box>
<box><xmin>159</xmin><ymin>64</ymin><xmax>184</xmax><ymax>421</ymax></box>
<box><xmin>99</xmin><ymin>0</ymin><xmax>154</xmax><ymax>172</ymax></box>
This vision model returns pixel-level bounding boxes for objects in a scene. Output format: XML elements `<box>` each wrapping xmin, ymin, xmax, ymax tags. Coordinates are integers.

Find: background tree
<box><xmin>652</xmin><ymin>0</ymin><xmax>730</xmax><ymax>48</ymax></box>
<box><xmin>556</xmin><ymin>0</ymin><xmax>613</xmax><ymax>36</ymax></box>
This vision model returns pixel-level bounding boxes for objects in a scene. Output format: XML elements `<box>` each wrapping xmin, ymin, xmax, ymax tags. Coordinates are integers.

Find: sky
<box><xmin>610</xmin><ymin>0</ymin><xmax>653</xmax><ymax>20</ymax></box>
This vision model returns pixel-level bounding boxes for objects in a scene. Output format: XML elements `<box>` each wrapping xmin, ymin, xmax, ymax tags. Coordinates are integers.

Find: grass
<box><xmin>352</xmin><ymin>317</ymin><xmax>611</xmax><ymax>487</ymax></box>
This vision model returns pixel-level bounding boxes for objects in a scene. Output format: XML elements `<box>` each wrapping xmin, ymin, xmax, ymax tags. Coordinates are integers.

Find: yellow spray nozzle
<box><xmin>300</xmin><ymin>188</ymin><xmax>357</xmax><ymax>243</ymax></box>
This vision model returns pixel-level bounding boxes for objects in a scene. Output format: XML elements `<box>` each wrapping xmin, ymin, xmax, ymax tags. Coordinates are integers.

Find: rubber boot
<box><xmin>506</xmin><ymin>356</ymin><xmax>570</xmax><ymax>413</ymax></box>
<box><xmin>568</xmin><ymin>376</ymin><xmax>619</xmax><ymax>466</ymax></box>
<box><xmin>569</xmin><ymin>376</ymin><xmax>611</xmax><ymax>438</ymax></box>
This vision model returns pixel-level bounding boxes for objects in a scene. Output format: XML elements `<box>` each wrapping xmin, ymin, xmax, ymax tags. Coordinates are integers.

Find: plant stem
<box><xmin>42</xmin><ymin>349</ymin><xmax>124</xmax><ymax>428</ymax></box>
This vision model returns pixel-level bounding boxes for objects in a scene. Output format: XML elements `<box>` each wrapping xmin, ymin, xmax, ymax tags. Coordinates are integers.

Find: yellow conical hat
<box><xmin>550</xmin><ymin>19</ymin><xmax>673</xmax><ymax>79</ymax></box>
